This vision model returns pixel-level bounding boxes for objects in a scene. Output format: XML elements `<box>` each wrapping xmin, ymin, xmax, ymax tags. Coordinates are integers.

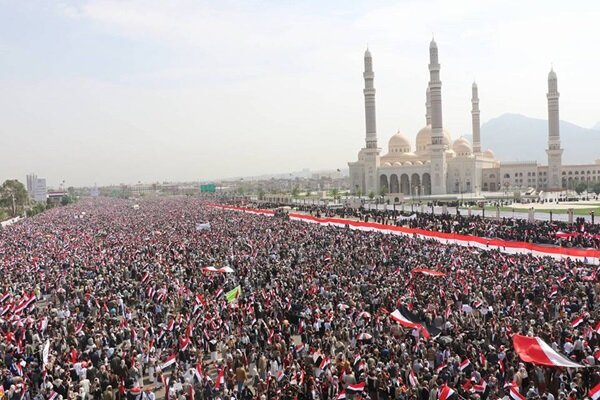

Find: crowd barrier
<box><xmin>211</xmin><ymin>204</ymin><xmax>600</xmax><ymax>265</ymax></box>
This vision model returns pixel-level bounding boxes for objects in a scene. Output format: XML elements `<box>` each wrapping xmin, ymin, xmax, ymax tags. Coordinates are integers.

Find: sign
<box><xmin>200</xmin><ymin>184</ymin><xmax>216</xmax><ymax>193</ymax></box>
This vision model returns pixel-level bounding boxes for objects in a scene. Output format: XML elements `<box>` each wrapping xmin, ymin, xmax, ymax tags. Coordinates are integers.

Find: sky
<box><xmin>1</xmin><ymin>0</ymin><xmax>599</xmax><ymax>187</ymax></box>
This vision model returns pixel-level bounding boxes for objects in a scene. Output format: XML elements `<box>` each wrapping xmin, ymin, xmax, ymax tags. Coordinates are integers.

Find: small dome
<box><xmin>415</xmin><ymin>125</ymin><xmax>452</xmax><ymax>153</ymax></box>
<box><xmin>414</xmin><ymin>160</ymin><xmax>423</xmax><ymax>165</ymax></box>
<box><xmin>452</xmin><ymin>137</ymin><xmax>473</xmax><ymax>156</ymax></box>
<box><xmin>404</xmin><ymin>161</ymin><xmax>413</xmax><ymax>166</ymax></box>
<box><xmin>483</xmin><ymin>149</ymin><xmax>495</xmax><ymax>159</ymax></box>
<box><xmin>393</xmin><ymin>161</ymin><xmax>402</xmax><ymax>166</ymax></box>
<box><xmin>383</xmin><ymin>162</ymin><xmax>391</xmax><ymax>167</ymax></box>
<box><xmin>388</xmin><ymin>130</ymin><xmax>411</xmax><ymax>153</ymax></box>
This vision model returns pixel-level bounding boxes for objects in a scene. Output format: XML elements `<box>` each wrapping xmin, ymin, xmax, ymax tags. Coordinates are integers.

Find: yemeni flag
<box><xmin>215</xmin><ymin>368</ymin><xmax>225</xmax><ymax>391</ymax></box>
<box><xmin>590</xmin><ymin>382</ymin><xmax>600</xmax><ymax>400</ymax></box>
<box><xmin>458</xmin><ymin>358</ymin><xmax>471</xmax><ymax>371</ymax></box>
<box><xmin>319</xmin><ymin>356</ymin><xmax>331</xmax><ymax>370</ymax></box>
<box><xmin>435</xmin><ymin>363</ymin><xmax>447</xmax><ymax>373</ymax></box>
<box><xmin>509</xmin><ymin>385</ymin><xmax>526</xmax><ymax>400</ymax></box>
<box><xmin>512</xmin><ymin>334</ymin><xmax>584</xmax><ymax>368</ymax></box>
<box><xmin>594</xmin><ymin>321</ymin><xmax>600</xmax><ymax>335</ymax></box>
<box><xmin>195</xmin><ymin>294</ymin><xmax>206</xmax><ymax>306</ymax></box>
<box><xmin>409</xmin><ymin>369</ymin><xmax>419</xmax><ymax>387</ymax></box>
<box><xmin>438</xmin><ymin>384</ymin><xmax>456</xmax><ymax>400</ymax></box>
<box><xmin>180</xmin><ymin>336</ymin><xmax>190</xmax><ymax>352</ymax></box>
<box><xmin>336</xmin><ymin>391</ymin><xmax>346</xmax><ymax>400</ymax></box>
<box><xmin>160</xmin><ymin>354</ymin><xmax>177</xmax><ymax>371</ymax></box>
<box><xmin>48</xmin><ymin>391</ymin><xmax>58</xmax><ymax>400</ymax></box>
<box><xmin>141</xmin><ymin>272</ymin><xmax>150</xmax><ymax>283</ymax></box>
<box><xmin>347</xmin><ymin>382</ymin><xmax>366</xmax><ymax>393</ymax></box>
<box><xmin>474</xmin><ymin>380</ymin><xmax>487</xmax><ymax>393</ymax></box>
<box><xmin>225</xmin><ymin>286</ymin><xmax>242</xmax><ymax>303</ymax></box>
<box><xmin>193</xmin><ymin>362</ymin><xmax>204</xmax><ymax>382</ymax></box>
<box><xmin>571</xmin><ymin>315</ymin><xmax>584</xmax><ymax>328</ymax></box>
<box><xmin>162</xmin><ymin>376</ymin><xmax>170</xmax><ymax>400</ymax></box>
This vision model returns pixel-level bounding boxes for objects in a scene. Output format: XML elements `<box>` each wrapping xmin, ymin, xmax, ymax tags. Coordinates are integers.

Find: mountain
<box><xmin>465</xmin><ymin>113</ymin><xmax>600</xmax><ymax>164</ymax></box>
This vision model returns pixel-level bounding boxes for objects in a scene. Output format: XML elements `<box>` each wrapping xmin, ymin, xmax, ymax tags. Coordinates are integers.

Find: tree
<box><xmin>257</xmin><ymin>188</ymin><xmax>265</xmax><ymax>200</ymax></box>
<box><xmin>380</xmin><ymin>185</ymin><xmax>389</xmax><ymax>197</ymax></box>
<box><xmin>0</xmin><ymin>180</ymin><xmax>28</xmax><ymax>217</ymax></box>
<box><xmin>575</xmin><ymin>182</ymin><xmax>588</xmax><ymax>195</ymax></box>
<box><xmin>368</xmin><ymin>191</ymin><xmax>375</xmax><ymax>200</ymax></box>
<box><xmin>592</xmin><ymin>182</ymin><xmax>600</xmax><ymax>195</ymax></box>
<box><xmin>27</xmin><ymin>202</ymin><xmax>46</xmax><ymax>217</ymax></box>
<box><xmin>291</xmin><ymin>186</ymin><xmax>300</xmax><ymax>198</ymax></box>
<box><xmin>331</xmin><ymin>188</ymin><xmax>339</xmax><ymax>200</ymax></box>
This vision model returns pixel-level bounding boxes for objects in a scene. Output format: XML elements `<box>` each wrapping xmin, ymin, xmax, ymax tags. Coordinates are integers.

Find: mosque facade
<box><xmin>348</xmin><ymin>40</ymin><xmax>600</xmax><ymax>199</ymax></box>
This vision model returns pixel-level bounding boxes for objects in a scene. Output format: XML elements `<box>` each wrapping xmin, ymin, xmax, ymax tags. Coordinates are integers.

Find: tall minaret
<box><xmin>364</xmin><ymin>48</ymin><xmax>377</xmax><ymax>149</ymax></box>
<box><xmin>546</xmin><ymin>68</ymin><xmax>563</xmax><ymax>190</ymax></box>
<box><xmin>425</xmin><ymin>86</ymin><xmax>432</xmax><ymax>125</ymax></box>
<box><xmin>471</xmin><ymin>82</ymin><xmax>481</xmax><ymax>154</ymax></box>
<box><xmin>362</xmin><ymin>48</ymin><xmax>381</xmax><ymax>195</ymax></box>
<box><xmin>428</xmin><ymin>39</ymin><xmax>447</xmax><ymax>195</ymax></box>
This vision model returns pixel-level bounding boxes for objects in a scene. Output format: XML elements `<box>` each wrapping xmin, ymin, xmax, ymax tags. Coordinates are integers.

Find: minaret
<box><xmin>362</xmin><ymin>48</ymin><xmax>381</xmax><ymax>195</ymax></box>
<box><xmin>425</xmin><ymin>86</ymin><xmax>432</xmax><ymax>125</ymax></box>
<box><xmin>546</xmin><ymin>68</ymin><xmax>563</xmax><ymax>190</ymax></box>
<box><xmin>428</xmin><ymin>38</ymin><xmax>447</xmax><ymax>194</ymax></box>
<box><xmin>471</xmin><ymin>82</ymin><xmax>481</xmax><ymax>154</ymax></box>
<box><xmin>364</xmin><ymin>48</ymin><xmax>377</xmax><ymax>149</ymax></box>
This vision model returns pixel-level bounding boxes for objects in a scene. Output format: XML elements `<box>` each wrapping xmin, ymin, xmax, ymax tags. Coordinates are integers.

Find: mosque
<box><xmin>348</xmin><ymin>40</ymin><xmax>600</xmax><ymax>199</ymax></box>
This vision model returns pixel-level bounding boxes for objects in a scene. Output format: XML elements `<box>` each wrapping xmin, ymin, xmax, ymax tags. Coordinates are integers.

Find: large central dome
<box><xmin>388</xmin><ymin>130</ymin><xmax>411</xmax><ymax>153</ymax></box>
<box><xmin>415</xmin><ymin>125</ymin><xmax>452</xmax><ymax>153</ymax></box>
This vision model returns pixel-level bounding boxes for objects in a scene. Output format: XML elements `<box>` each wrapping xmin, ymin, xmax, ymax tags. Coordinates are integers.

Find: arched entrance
<box><xmin>390</xmin><ymin>174</ymin><xmax>399</xmax><ymax>194</ymax></box>
<box><xmin>411</xmin><ymin>174</ymin><xmax>421</xmax><ymax>196</ymax></box>
<box><xmin>400</xmin><ymin>174</ymin><xmax>410</xmax><ymax>195</ymax></box>
<box><xmin>422</xmin><ymin>173</ymin><xmax>432</xmax><ymax>195</ymax></box>
<box><xmin>379</xmin><ymin>175</ymin><xmax>389</xmax><ymax>194</ymax></box>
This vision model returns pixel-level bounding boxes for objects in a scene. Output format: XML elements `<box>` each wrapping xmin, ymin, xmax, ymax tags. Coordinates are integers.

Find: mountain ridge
<box><xmin>464</xmin><ymin>113</ymin><xmax>600</xmax><ymax>164</ymax></box>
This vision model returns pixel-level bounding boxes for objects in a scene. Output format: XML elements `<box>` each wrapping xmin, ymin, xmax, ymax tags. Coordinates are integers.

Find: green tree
<box><xmin>291</xmin><ymin>186</ymin><xmax>300</xmax><ymax>198</ymax></box>
<box><xmin>380</xmin><ymin>185</ymin><xmax>389</xmax><ymax>197</ymax></box>
<box><xmin>257</xmin><ymin>188</ymin><xmax>265</xmax><ymax>200</ymax></box>
<box><xmin>368</xmin><ymin>191</ymin><xmax>375</xmax><ymax>200</ymax></box>
<box><xmin>575</xmin><ymin>182</ymin><xmax>588</xmax><ymax>195</ymax></box>
<box><xmin>0</xmin><ymin>180</ymin><xmax>28</xmax><ymax>217</ymax></box>
<box><xmin>27</xmin><ymin>202</ymin><xmax>46</xmax><ymax>217</ymax></box>
<box><xmin>331</xmin><ymin>188</ymin><xmax>339</xmax><ymax>200</ymax></box>
<box><xmin>593</xmin><ymin>182</ymin><xmax>600</xmax><ymax>195</ymax></box>
<box><xmin>305</xmin><ymin>190</ymin><xmax>311</xmax><ymax>197</ymax></box>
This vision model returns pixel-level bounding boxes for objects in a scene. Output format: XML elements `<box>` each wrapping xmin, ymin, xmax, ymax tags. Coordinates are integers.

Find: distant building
<box><xmin>26</xmin><ymin>173</ymin><xmax>47</xmax><ymax>203</ymax></box>
<box><xmin>349</xmin><ymin>40</ymin><xmax>600</xmax><ymax>198</ymax></box>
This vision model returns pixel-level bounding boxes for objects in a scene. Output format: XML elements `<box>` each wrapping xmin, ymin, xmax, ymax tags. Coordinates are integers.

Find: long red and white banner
<box><xmin>212</xmin><ymin>205</ymin><xmax>600</xmax><ymax>265</ymax></box>
<box><xmin>512</xmin><ymin>334</ymin><xmax>584</xmax><ymax>368</ymax></box>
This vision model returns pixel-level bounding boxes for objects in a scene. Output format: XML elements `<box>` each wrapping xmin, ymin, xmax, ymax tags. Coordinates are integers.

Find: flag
<box><xmin>336</xmin><ymin>391</ymin><xmax>346</xmax><ymax>400</ymax></box>
<box><xmin>214</xmin><ymin>288</ymin><xmax>224</xmax><ymax>298</ymax></box>
<box><xmin>193</xmin><ymin>362</ymin><xmax>204</xmax><ymax>382</ymax></box>
<box><xmin>160</xmin><ymin>354</ymin><xmax>177</xmax><ymax>371</ymax></box>
<box><xmin>595</xmin><ymin>321</ymin><xmax>600</xmax><ymax>335</ymax></box>
<box><xmin>590</xmin><ymin>382</ymin><xmax>600</xmax><ymax>400</ymax></box>
<box><xmin>319</xmin><ymin>356</ymin><xmax>331</xmax><ymax>370</ymax></box>
<box><xmin>435</xmin><ymin>363</ymin><xmax>447</xmax><ymax>373</ymax></box>
<box><xmin>180</xmin><ymin>336</ymin><xmax>190</xmax><ymax>352</ymax></box>
<box><xmin>215</xmin><ymin>369</ymin><xmax>225</xmax><ymax>391</ymax></box>
<box><xmin>162</xmin><ymin>376</ymin><xmax>170</xmax><ymax>400</ymax></box>
<box><xmin>571</xmin><ymin>315</ymin><xmax>584</xmax><ymax>328</ymax></box>
<box><xmin>202</xmin><ymin>266</ymin><xmax>234</xmax><ymax>273</ymax></box>
<box><xmin>409</xmin><ymin>369</ymin><xmax>418</xmax><ymax>387</ymax></box>
<box><xmin>512</xmin><ymin>334</ymin><xmax>584</xmax><ymax>368</ymax></box>
<box><xmin>225</xmin><ymin>286</ymin><xmax>242</xmax><ymax>303</ymax></box>
<box><xmin>42</xmin><ymin>339</ymin><xmax>50</xmax><ymax>367</ymax></box>
<box><xmin>459</xmin><ymin>358</ymin><xmax>471</xmax><ymax>371</ymax></box>
<box><xmin>347</xmin><ymin>382</ymin><xmax>366</xmax><ymax>393</ymax></box>
<box><xmin>474</xmin><ymin>380</ymin><xmax>487</xmax><ymax>393</ymax></box>
<box><xmin>439</xmin><ymin>384</ymin><xmax>456</xmax><ymax>400</ymax></box>
<box><xmin>509</xmin><ymin>385</ymin><xmax>526</xmax><ymax>400</ymax></box>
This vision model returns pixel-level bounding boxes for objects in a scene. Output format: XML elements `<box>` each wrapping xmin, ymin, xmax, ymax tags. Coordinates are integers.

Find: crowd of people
<box><xmin>256</xmin><ymin>203</ymin><xmax>600</xmax><ymax>249</ymax></box>
<box><xmin>1</xmin><ymin>197</ymin><xmax>600</xmax><ymax>400</ymax></box>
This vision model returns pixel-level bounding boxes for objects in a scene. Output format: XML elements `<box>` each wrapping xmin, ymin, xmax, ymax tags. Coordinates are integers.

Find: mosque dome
<box><xmin>452</xmin><ymin>137</ymin><xmax>473</xmax><ymax>157</ymax></box>
<box><xmin>483</xmin><ymin>149</ymin><xmax>495</xmax><ymax>159</ymax></box>
<box><xmin>415</xmin><ymin>125</ymin><xmax>452</xmax><ymax>153</ymax></box>
<box><xmin>388</xmin><ymin>130</ymin><xmax>411</xmax><ymax>153</ymax></box>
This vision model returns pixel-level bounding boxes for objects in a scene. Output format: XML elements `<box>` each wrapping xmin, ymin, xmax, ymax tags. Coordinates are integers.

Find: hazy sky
<box><xmin>1</xmin><ymin>0</ymin><xmax>599</xmax><ymax>187</ymax></box>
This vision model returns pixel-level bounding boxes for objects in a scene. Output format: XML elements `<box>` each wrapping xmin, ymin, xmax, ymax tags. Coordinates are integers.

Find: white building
<box><xmin>26</xmin><ymin>173</ymin><xmax>47</xmax><ymax>203</ymax></box>
<box><xmin>348</xmin><ymin>40</ymin><xmax>600</xmax><ymax>200</ymax></box>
